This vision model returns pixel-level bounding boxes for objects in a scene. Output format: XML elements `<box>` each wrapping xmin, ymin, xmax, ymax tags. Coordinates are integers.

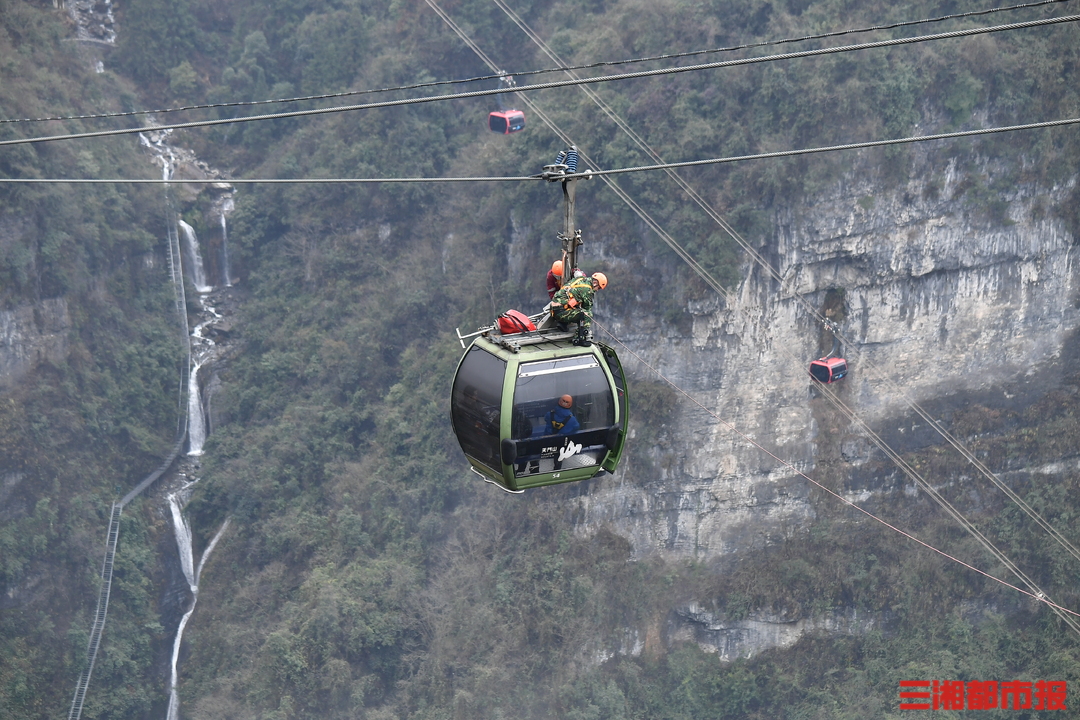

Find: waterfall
<box><xmin>139</xmin><ymin>129</ymin><xmax>177</xmax><ymax>182</ymax></box>
<box><xmin>67</xmin><ymin>0</ymin><xmax>117</xmax><ymax>45</ymax></box>
<box><xmin>165</xmin><ymin>610</ymin><xmax>194</xmax><ymax>720</ymax></box>
<box><xmin>114</xmin><ymin>50</ymin><xmax>238</xmax><ymax>720</ymax></box>
<box><xmin>168</xmin><ymin>488</ymin><xmax>196</xmax><ymax>590</ymax></box>
<box><xmin>165</xmin><ymin>485</ymin><xmax>194</xmax><ymax>720</ymax></box>
<box><xmin>220</xmin><ymin>197</ymin><xmax>234</xmax><ymax>287</ymax></box>
<box><xmin>178</xmin><ymin>221</ymin><xmax>212</xmax><ymax>294</ymax></box>
<box><xmin>187</xmin><ymin>362</ymin><xmax>206</xmax><ymax>456</ymax></box>
<box><xmin>134</xmin><ymin>112</ymin><xmax>238</xmax><ymax>720</ymax></box>
<box><xmin>165</xmin><ymin>485</ymin><xmax>229</xmax><ymax>720</ymax></box>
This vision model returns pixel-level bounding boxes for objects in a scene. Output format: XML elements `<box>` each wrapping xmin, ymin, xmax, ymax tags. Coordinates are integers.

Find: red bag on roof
<box><xmin>497</xmin><ymin>310</ymin><xmax>536</xmax><ymax>335</ymax></box>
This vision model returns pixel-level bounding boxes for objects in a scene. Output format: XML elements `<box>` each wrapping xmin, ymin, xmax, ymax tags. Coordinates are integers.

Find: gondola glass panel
<box><xmin>450</xmin><ymin>346</ymin><xmax>507</xmax><ymax>473</ymax></box>
<box><xmin>510</xmin><ymin>355</ymin><xmax>615</xmax><ymax>477</ymax></box>
<box><xmin>601</xmin><ymin>344</ymin><xmax>628</xmax><ymax>436</ymax></box>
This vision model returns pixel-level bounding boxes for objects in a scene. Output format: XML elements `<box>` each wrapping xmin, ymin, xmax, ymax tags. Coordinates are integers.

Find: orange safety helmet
<box><xmin>591</xmin><ymin>272</ymin><xmax>608</xmax><ymax>290</ymax></box>
<box><xmin>551</xmin><ymin>260</ymin><xmax>564</xmax><ymax>276</ymax></box>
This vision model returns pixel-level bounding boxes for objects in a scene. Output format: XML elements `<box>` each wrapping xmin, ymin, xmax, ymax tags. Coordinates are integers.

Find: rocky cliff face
<box><xmin>578</xmin><ymin>148</ymin><xmax>1079</xmax><ymax>565</ymax></box>
<box><xmin>0</xmin><ymin>298</ymin><xmax>71</xmax><ymax>389</ymax></box>
<box><xmin>667</xmin><ymin>604</ymin><xmax>886</xmax><ymax>662</ymax></box>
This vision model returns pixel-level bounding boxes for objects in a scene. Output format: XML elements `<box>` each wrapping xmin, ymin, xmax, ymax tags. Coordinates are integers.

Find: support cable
<box><xmin>551</xmin><ymin>0</ymin><xmax>1076</xmax><ymax>70</ymax></box>
<box><xmin>491</xmin><ymin>0</ymin><xmax>1080</xmax><ymax>574</ymax></box>
<box><xmin>1</xmin><ymin>115</ymin><xmax>1076</xmax><ymax>184</ymax></box>
<box><xmin>0</xmin><ymin>175</ymin><xmax>537</xmax><ymax>183</ymax></box>
<box><xmin>1</xmin><ymin>14</ymin><xmax>1077</xmax><ymax>148</ymax></box>
<box><xmin>6</xmin><ymin>0</ymin><xmax>1071</xmax><ymax>126</ymax></box>
<box><xmin>562</xmin><ymin>118</ymin><xmax>1080</xmax><ymax>178</ymax></box>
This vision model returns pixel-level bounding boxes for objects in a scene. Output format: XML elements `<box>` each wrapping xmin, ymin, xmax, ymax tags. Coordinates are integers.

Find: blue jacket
<box><xmin>547</xmin><ymin>406</ymin><xmax>580</xmax><ymax>435</ymax></box>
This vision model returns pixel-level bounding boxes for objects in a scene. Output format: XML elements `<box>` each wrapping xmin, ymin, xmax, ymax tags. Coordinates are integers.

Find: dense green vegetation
<box><xmin>1</xmin><ymin>0</ymin><xmax>1079</xmax><ymax>718</ymax></box>
<box><xmin>0</xmin><ymin>3</ymin><xmax>188</xmax><ymax>718</ymax></box>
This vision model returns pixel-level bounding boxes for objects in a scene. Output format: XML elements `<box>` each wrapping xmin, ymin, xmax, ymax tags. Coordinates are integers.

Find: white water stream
<box><xmin>187</xmin><ymin>294</ymin><xmax>223</xmax><ymax>457</ymax></box>
<box><xmin>220</xmin><ymin>197</ymin><xmax>234</xmax><ymax>287</ymax></box>
<box><xmin>54</xmin><ymin>11</ymin><xmax>242</xmax><ymax>719</ymax></box>
<box><xmin>186</xmin><ymin>362</ymin><xmax>206</xmax><ymax>456</ymax></box>
<box><xmin>138</xmin><ymin>115</ymin><xmax>238</xmax><ymax>719</ymax></box>
<box><xmin>66</xmin><ymin>0</ymin><xmax>117</xmax><ymax>45</ymax></box>
<box><xmin>178</xmin><ymin>221</ymin><xmax>213</xmax><ymax>294</ymax></box>
<box><xmin>166</xmin><ymin>482</ymin><xmax>229</xmax><ymax>720</ymax></box>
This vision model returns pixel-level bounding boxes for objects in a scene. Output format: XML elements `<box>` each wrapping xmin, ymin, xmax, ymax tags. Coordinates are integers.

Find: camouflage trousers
<box><xmin>553</xmin><ymin>307</ymin><xmax>591</xmax><ymax>332</ymax></box>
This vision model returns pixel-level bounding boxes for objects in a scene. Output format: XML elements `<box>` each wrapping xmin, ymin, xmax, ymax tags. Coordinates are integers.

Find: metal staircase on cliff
<box><xmin>67</xmin><ymin>502</ymin><xmax>121</xmax><ymax>720</ymax></box>
<box><xmin>67</xmin><ymin>429</ymin><xmax>191</xmax><ymax>720</ymax></box>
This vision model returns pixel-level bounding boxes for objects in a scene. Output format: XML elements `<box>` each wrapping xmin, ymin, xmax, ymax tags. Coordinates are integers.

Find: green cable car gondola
<box><xmin>450</xmin><ymin>145</ymin><xmax>629</xmax><ymax>492</ymax></box>
<box><xmin>451</xmin><ymin>329</ymin><xmax>628</xmax><ymax>492</ymax></box>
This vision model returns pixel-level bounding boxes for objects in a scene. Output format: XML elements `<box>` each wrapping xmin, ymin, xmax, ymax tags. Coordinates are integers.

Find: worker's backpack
<box><xmin>497</xmin><ymin>309</ymin><xmax>536</xmax><ymax>335</ymax></box>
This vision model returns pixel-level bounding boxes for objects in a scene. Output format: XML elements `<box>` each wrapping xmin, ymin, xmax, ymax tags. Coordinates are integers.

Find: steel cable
<box><xmin>1</xmin><ymin>14</ymin><xmax>1077</xmax><ymax>148</ymax></box>
<box><xmin>2</xmin><ymin>115</ymin><xmax>1075</xmax><ymax>183</ymax></box>
<box><xmin>8</xmin><ymin>0</ymin><xmax>1071</xmax><ymax>125</ymax></box>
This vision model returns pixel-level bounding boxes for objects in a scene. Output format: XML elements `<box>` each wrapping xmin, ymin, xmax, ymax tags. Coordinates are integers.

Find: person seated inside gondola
<box><xmin>547</xmin><ymin>394</ymin><xmax>581</xmax><ymax>471</ymax></box>
<box><xmin>546</xmin><ymin>394</ymin><xmax>580</xmax><ymax>435</ymax></box>
<box><xmin>516</xmin><ymin>394</ymin><xmax>582</xmax><ymax>475</ymax></box>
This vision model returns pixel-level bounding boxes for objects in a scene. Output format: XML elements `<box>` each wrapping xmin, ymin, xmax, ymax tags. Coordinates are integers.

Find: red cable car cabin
<box><xmin>809</xmin><ymin>356</ymin><xmax>848</xmax><ymax>383</ymax></box>
<box><xmin>489</xmin><ymin>110</ymin><xmax>525</xmax><ymax>134</ymax></box>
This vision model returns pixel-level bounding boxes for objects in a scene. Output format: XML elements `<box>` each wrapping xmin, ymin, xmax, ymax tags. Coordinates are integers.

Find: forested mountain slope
<box><xmin>0</xmin><ymin>3</ymin><xmax>197</xmax><ymax>719</ymax></box>
<box><xmin>2</xmin><ymin>0</ymin><xmax>1080</xmax><ymax>718</ymax></box>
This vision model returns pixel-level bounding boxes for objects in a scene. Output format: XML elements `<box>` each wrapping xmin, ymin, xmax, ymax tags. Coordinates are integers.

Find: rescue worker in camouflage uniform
<box><xmin>551</xmin><ymin>271</ymin><xmax>608</xmax><ymax>346</ymax></box>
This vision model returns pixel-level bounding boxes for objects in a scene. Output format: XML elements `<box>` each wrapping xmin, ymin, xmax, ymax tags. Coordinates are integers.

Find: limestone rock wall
<box><xmin>0</xmin><ymin>298</ymin><xmax>72</xmax><ymax>388</ymax></box>
<box><xmin>579</xmin><ymin>150</ymin><xmax>1079</xmax><ymax>562</ymax></box>
<box><xmin>668</xmin><ymin>604</ymin><xmax>887</xmax><ymax>662</ymax></box>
